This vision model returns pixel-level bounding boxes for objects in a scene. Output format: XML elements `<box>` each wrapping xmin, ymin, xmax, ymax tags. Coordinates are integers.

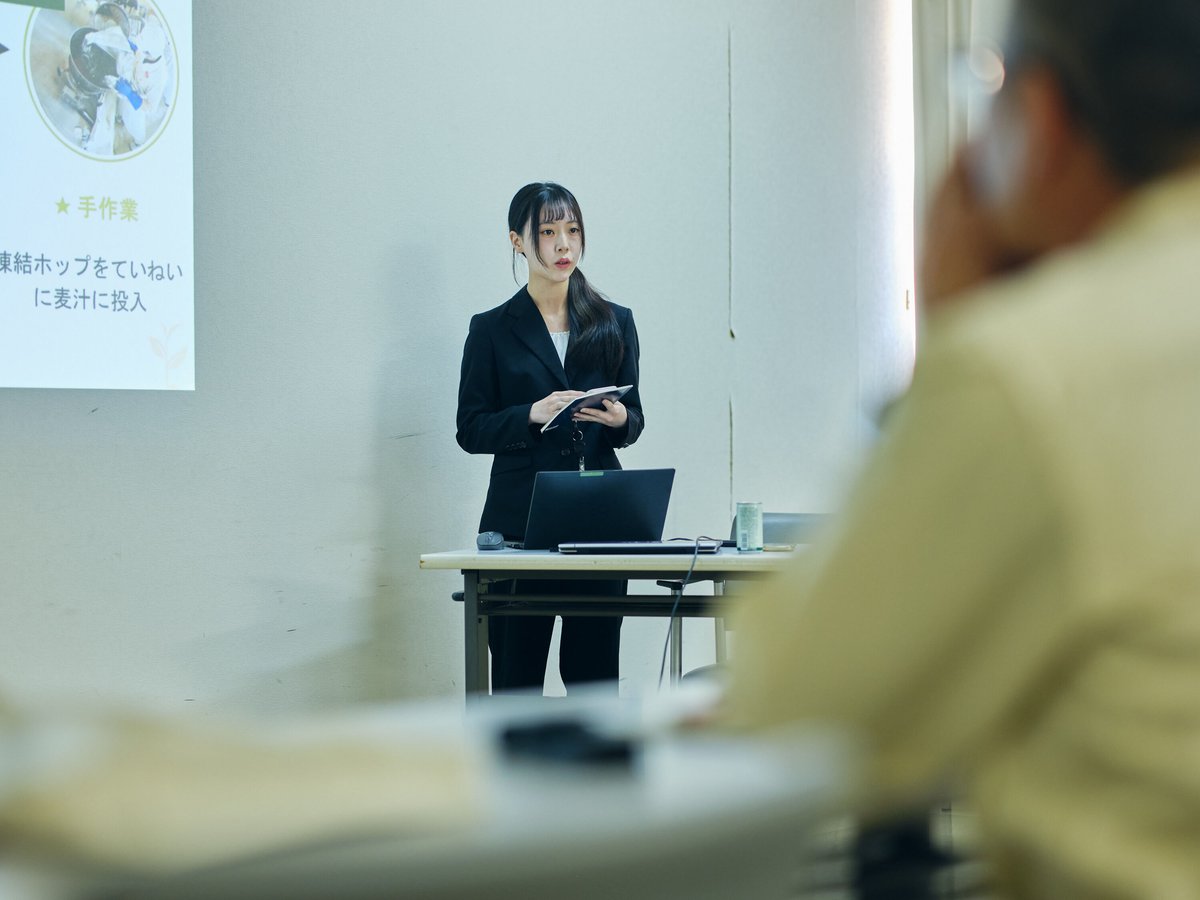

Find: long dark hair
<box><xmin>508</xmin><ymin>182</ymin><xmax>624</xmax><ymax>379</ymax></box>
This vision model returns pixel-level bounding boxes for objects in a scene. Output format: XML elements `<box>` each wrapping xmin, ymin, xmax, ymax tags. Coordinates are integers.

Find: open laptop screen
<box><xmin>518</xmin><ymin>469</ymin><xmax>675</xmax><ymax>550</ymax></box>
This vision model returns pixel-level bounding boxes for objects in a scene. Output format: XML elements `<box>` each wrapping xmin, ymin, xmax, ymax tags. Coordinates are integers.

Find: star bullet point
<box><xmin>56</xmin><ymin>198</ymin><xmax>70</xmax><ymax>214</ymax></box>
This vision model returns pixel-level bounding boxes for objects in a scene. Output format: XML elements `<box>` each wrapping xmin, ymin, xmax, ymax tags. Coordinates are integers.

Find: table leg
<box><xmin>714</xmin><ymin>580</ymin><xmax>727</xmax><ymax>663</ymax></box>
<box><xmin>463</xmin><ymin>573</ymin><xmax>489</xmax><ymax>696</ymax></box>
<box><xmin>670</xmin><ymin>615</ymin><xmax>683</xmax><ymax>685</ymax></box>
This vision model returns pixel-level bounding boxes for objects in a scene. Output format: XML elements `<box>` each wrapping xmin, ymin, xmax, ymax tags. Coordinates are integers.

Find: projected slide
<box><xmin>0</xmin><ymin>0</ymin><xmax>193</xmax><ymax>390</ymax></box>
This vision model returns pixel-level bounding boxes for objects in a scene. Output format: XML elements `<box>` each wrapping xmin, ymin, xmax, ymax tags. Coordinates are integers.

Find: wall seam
<box><xmin>727</xmin><ymin>22</ymin><xmax>735</xmax><ymax>342</ymax></box>
<box><xmin>727</xmin><ymin>21</ymin><xmax>736</xmax><ymax>511</ymax></box>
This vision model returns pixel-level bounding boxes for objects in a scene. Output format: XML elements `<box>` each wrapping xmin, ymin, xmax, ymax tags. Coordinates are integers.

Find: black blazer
<box><xmin>457</xmin><ymin>287</ymin><xmax>645</xmax><ymax>538</ymax></box>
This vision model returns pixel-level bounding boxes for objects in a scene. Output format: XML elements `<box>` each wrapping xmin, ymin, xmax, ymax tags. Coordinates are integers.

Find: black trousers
<box><xmin>488</xmin><ymin>579</ymin><xmax>625</xmax><ymax>693</ymax></box>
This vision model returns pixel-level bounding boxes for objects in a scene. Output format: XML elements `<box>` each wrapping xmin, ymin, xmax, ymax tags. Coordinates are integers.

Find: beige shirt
<box><xmin>728</xmin><ymin>167</ymin><xmax>1200</xmax><ymax>900</ymax></box>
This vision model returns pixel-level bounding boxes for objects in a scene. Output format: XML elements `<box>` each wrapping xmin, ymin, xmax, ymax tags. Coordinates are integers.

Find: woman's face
<box><xmin>513</xmin><ymin>216</ymin><xmax>583</xmax><ymax>285</ymax></box>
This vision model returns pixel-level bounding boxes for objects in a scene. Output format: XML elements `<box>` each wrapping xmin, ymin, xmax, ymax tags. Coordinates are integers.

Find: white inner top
<box><xmin>550</xmin><ymin>331</ymin><xmax>570</xmax><ymax>367</ymax></box>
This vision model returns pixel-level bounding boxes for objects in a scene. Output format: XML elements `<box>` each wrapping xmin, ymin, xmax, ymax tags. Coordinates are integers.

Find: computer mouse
<box><xmin>476</xmin><ymin>531</ymin><xmax>505</xmax><ymax>551</ymax></box>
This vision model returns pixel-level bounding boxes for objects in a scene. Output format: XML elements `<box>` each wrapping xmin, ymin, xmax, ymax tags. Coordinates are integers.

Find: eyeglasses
<box><xmin>950</xmin><ymin>43</ymin><xmax>1009</xmax><ymax>127</ymax></box>
<box><xmin>959</xmin><ymin>33</ymin><xmax>1112</xmax><ymax>151</ymax></box>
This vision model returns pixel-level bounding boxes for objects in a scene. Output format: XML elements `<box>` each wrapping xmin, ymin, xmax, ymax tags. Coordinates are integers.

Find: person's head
<box><xmin>971</xmin><ymin>0</ymin><xmax>1200</xmax><ymax>255</ymax></box>
<box><xmin>505</xmin><ymin>182</ymin><xmax>624</xmax><ymax>377</ymax></box>
<box><xmin>508</xmin><ymin>182</ymin><xmax>586</xmax><ymax>288</ymax></box>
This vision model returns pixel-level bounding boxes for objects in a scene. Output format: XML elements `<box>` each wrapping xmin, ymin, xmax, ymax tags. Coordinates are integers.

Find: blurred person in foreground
<box><xmin>727</xmin><ymin>1</ymin><xmax>1200</xmax><ymax>897</ymax></box>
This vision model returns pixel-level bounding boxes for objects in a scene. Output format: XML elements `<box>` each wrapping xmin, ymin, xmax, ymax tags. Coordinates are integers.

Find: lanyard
<box><xmin>571</xmin><ymin>425</ymin><xmax>585</xmax><ymax>472</ymax></box>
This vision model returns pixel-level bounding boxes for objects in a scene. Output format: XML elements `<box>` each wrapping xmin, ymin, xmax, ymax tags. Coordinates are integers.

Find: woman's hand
<box><xmin>573</xmin><ymin>399</ymin><xmax>628</xmax><ymax>429</ymax></box>
<box><xmin>529</xmin><ymin>390</ymin><xmax>585</xmax><ymax>426</ymax></box>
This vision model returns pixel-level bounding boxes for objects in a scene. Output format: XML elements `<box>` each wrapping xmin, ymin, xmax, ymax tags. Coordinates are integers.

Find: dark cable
<box><xmin>657</xmin><ymin>537</ymin><xmax>703</xmax><ymax>690</ymax></box>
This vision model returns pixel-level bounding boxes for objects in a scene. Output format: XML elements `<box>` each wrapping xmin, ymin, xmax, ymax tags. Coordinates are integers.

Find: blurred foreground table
<box><xmin>9</xmin><ymin>688</ymin><xmax>853</xmax><ymax>900</ymax></box>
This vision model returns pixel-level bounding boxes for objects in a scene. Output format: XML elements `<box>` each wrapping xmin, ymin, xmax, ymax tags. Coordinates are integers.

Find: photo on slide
<box><xmin>25</xmin><ymin>0</ymin><xmax>178</xmax><ymax>160</ymax></box>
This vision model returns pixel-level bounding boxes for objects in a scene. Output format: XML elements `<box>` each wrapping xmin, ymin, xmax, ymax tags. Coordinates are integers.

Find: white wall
<box><xmin>0</xmin><ymin>0</ymin><xmax>912</xmax><ymax>714</ymax></box>
<box><xmin>731</xmin><ymin>0</ymin><xmax>915</xmax><ymax>513</ymax></box>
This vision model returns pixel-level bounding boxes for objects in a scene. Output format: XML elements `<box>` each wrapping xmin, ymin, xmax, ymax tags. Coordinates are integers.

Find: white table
<box><xmin>420</xmin><ymin>548</ymin><xmax>796</xmax><ymax>695</ymax></box>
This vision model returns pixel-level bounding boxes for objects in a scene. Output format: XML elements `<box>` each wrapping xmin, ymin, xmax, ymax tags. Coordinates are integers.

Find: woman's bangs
<box><xmin>536</xmin><ymin>194</ymin><xmax>579</xmax><ymax>227</ymax></box>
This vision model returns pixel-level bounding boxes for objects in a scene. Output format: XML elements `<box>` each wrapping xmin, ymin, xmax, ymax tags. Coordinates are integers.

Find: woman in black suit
<box><xmin>456</xmin><ymin>182</ymin><xmax>644</xmax><ymax>693</ymax></box>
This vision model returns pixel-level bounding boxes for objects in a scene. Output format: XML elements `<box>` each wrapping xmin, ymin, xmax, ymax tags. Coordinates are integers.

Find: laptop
<box><xmin>514</xmin><ymin>468</ymin><xmax>676</xmax><ymax>550</ymax></box>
